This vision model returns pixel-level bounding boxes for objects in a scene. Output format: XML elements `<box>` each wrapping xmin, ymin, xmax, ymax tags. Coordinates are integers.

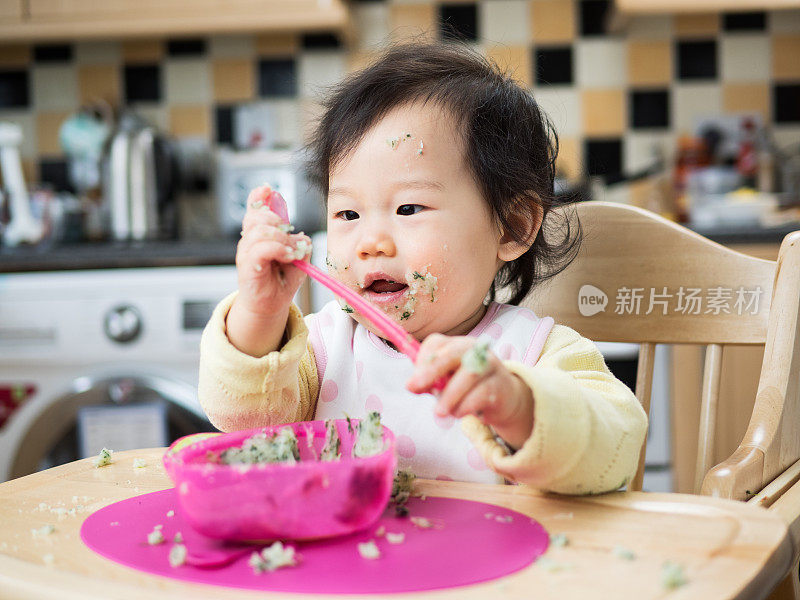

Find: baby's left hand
<box><xmin>406</xmin><ymin>334</ymin><xmax>534</xmax><ymax>449</ymax></box>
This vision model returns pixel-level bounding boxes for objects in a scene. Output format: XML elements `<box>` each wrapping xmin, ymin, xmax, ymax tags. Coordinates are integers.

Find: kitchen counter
<box><xmin>0</xmin><ymin>238</ymin><xmax>238</xmax><ymax>273</ymax></box>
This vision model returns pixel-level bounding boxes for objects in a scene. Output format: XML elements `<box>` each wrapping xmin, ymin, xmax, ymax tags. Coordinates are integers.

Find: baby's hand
<box><xmin>235</xmin><ymin>184</ymin><xmax>311</xmax><ymax>318</ymax></box>
<box><xmin>406</xmin><ymin>334</ymin><xmax>534</xmax><ymax>449</ymax></box>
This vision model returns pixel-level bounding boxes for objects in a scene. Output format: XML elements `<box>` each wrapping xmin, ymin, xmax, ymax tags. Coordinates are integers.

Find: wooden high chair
<box><xmin>523</xmin><ymin>201</ymin><xmax>800</xmax><ymax>599</ymax></box>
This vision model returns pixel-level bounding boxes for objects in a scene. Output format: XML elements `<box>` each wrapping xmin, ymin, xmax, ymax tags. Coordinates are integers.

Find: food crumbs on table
<box><xmin>132</xmin><ymin>458</ymin><xmax>146</xmax><ymax>469</ymax></box>
<box><xmin>461</xmin><ymin>339</ymin><xmax>491</xmax><ymax>375</ymax></box>
<box><xmin>410</xmin><ymin>516</ymin><xmax>433</xmax><ymax>529</ymax></box>
<box><xmin>249</xmin><ymin>541</ymin><xmax>298</xmax><ymax>573</ymax></box>
<box><xmin>661</xmin><ymin>562</ymin><xmax>688</xmax><ymax>589</ymax></box>
<box><xmin>169</xmin><ymin>544</ymin><xmax>187</xmax><ymax>568</ymax></box>
<box><xmin>353</xmin><ymin>411</ymin><xmax>384</xmax><ymax>458</ymax></box>
<box><xmin>386</xmin><ymin>532</ymin><xmax>405</xmax><ymax>545</ymax></box>
<box><xmin>612</xmin><ymin>545</ymin><xmax>636</xmax><ymax>560</ymax></box>
<box><xmin>110</xmin><ymin>521</ymin><xmax>119</xmax><ymax>527</ymax></box>
<box><xmin>319</xmin><ymin>419</ymin><xmax>342</xmax><ymax>461</ymax></box>
<box><xmin>42</xmin><ymin>553</ymin><xmax>54</xmax><ymax>566</ymax></box>
<box><xmin>550</xmin><ymin>533</ymin><xmax>568</xmax><ymax>548</ymax></box>
<box><xmin>31</xmin><ymin>525</ymin><xmax>55</xmax><ymax>538</ymax></box>
<box><xmin>147</xmin><ymin>527</ymin><xmax>165</xmax><ymax>545</ymax></box>
<box><xmin>93</xmin><ymin>447</ymin><xmax>113</xmax><ymax>468</ymax></box>
<box><xmin>166</xmin><ymin>510</ymin><xmax>174</xmax><ymax>518</ymax></box>
<box><xmin>375</xmin><ymin>525</ymin><xmax>386</xmax><ymax>537</ymax></box>
<box><xmin>391</xmin><ymin>469</ymin><xmax>416</xmax><ymax>514</ymax></box>
<box><xmin>484</xmin><ymin>512</ymin><xmax>494</xmax><ymax>519</ymax></box>
<box><xmin>357</xmin><ymin>540</ymin><xmax>381</xmax><ymax>560</ymax></box>
<box><xmin>536</xmin><ymin>557</ymin><xmax>572</xmax><ymax>572</ymax></box>
<box><xmin>551</xmin><ymin>512</ymin><xmax>574</xmax><ymax>520</ymax></box>
<box><xmin>495</xmin><ymin>515</ymin><xmax>513</xmax><ymax>523</ymax></box>
<box><xmin>173</xmin><ymin>532</ymin><xmax>183</xmax><ymax>543</ymax></box>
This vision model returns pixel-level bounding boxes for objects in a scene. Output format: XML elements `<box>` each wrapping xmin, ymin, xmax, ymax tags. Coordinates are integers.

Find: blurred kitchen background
<box><xmin>0</xmin><ymin>0</ymin><xmax>798</xmax><ymax>490</ymax></box>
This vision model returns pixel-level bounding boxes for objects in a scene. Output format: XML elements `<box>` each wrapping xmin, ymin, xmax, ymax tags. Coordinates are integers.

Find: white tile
<box><xmin>209</xmin><ymin>35</ymin><xmax>255</xmax><ymax>58</ymax></box>
<box><xmin>298</xmin><ymin>51</ymin><xmax>347</xmax><ymax>100</ymax></box>
<box><xmin>772</xmin><ymin>125</ymin><xmax>800</xmax><ymax>152</ymax></box>
<box><xmin>672</xmin><ymin>83</ymin><xmax>722</xmax><ymax>135</ymax></box>
<box><xmin>625</xmin><ymin>15</ymin><xmax>672</xmax><ymax>38</ymax></box>
<box><xmin>265</xmin><ymin>99</ymin><xmax>301</xmax><ymax>148</ymax></box>
<box><xmin>624</xmin><ymin>131</ymin><xmax>676</xmax><ymax>174</ymax></box>
<box><xmin>134</xmin><ymin>105</ymin><xmax>169</xmax><ymax>132</ymax></box>
<box><xmin>32</xmin><ymin>65</ymin><xmax>78</xmax><ymax>111</ymax></box>
<box><xmin>74</xmin><ymin>41</ymin><xmax>122</xmax><ymax>64</ymax></box>
<box><xmin>575</xmin><ymin>39</ymin><xmax>627</xmax><ymax>88</ymax></box>
<box><xmin>721</xmin><ymin>35</ymin><xmax>770</xmax><ymax>82</ymax></box>
<box><xmin>0</xmin><ymin>111</ymin><xmax>37</xmax><ymax>158</ymax></box>
<box><xmin>769</xmin><ymin>9</ymin><xmax>800</xmax><ymax>33</ymax></box>
<box><xmin>593</xmin><ymin>181</ymin><xmax>631</xmax><ymax>204</ymax></box>
<box><xmin>479</xmin><ymin>0</ymin><xmax>530</xmax><ymax>45</ymax></box>
<box><xmin>164</xmin><ymin>59</ymin><xmax>211</xmax><ymax>105</ymax></box>
<box><xmin>532</xmin><ymin>87</ymin><xmax>581</xmax><ymax>137</ymax></box>
<box><xmin>353</xmin><ymin>2</ymin><xmax>391</xmax><ymax>50</ymax></box>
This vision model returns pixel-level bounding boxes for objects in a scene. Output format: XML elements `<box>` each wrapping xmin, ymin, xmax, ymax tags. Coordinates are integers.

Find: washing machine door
<box><xmin>9</xmin><ymin>373</ymin><xmax>216</xmax><ymax>480</ymax></box>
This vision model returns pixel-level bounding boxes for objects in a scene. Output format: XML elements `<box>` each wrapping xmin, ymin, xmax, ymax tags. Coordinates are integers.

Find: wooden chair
<box><xmin>523</xmin><ymin>201</ymin><xmax>800</xmax><ymax>599</ymax></box>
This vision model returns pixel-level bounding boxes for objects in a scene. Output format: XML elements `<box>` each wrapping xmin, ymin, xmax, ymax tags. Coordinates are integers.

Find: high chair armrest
<box><xmin>701</xmin><ymin>445</ymin><xmax>765</xmax><ymax>502</ymax></box>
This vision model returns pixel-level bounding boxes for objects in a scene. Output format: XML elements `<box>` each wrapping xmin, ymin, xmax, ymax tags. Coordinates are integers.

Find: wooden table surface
<box><xmin>0</xmin><ymin>448</ymin><xmax>793</xmax><ymax>600</ymax></box>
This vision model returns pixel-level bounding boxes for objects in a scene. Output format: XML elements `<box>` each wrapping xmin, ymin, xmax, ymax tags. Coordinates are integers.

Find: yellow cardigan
<box><xmin>198</xmin><ymin>292</ymin><xmax>648</xmax><ymax>495</ymax></box>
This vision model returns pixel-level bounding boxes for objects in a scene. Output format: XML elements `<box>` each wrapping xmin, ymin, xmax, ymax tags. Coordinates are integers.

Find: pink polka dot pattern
<box><xmin>467</xmin><ymin>447</ymin><xmax>489</xmax><ymax>471</ymax></box>
<box><xmin>318</xmin><ymin>312</ymin><xmax>334</xmax><ymax>328</ymax></box>
<box><xmin>433</xmin><ymin>413</ymin><xmax>455</xmax><ymax>429</ymax></box>
<box><xmin>485</xmin><ymin>323</ymin><xmax>503</xmax><ymax>340</ymax></box>
<box><xmin>355</xmin><ymin>361</ymin><xmax>364</xmax><ymax>381</ymax></box>
<box><xmin>320</xmin><ymin>380</ymin><xmax>338</xmax><ymax>403</ymax></box>
<box><xmin>395</xmin><ymin>435</ymin><xmax>417</xmax><ymax>458</ymax></box>
<box><xmin>364</xmin><ymin>394</ymin><xmax>383</xmax><ymax>413</ymax></box>
<box><xmin>498</xmin><ymin>343</ymin><xmax>520</xmax><ymax>361</ymax></box>
<box><xmin>435</xmin><ymin>475</ymin><xmax>454</xmax><ymax>481</ymax></box>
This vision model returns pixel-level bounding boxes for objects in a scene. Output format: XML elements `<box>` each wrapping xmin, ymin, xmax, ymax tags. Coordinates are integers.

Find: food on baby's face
<box><xmin>249</xmin><ymin>541</ymin><xmax>298</xmax><ymax>573</ymax></box>
<box><xmin>461</xmin><ymin>339</ymin><xmax>491</xmax><ymax>375</ymax></box>
<box><xmin>353</xmin><ymin>411</ymin><xmax>384</xmax><ymax>458</ymax></box>
<box><xmin>319</xmin><ymin>419</ymin><xmax>342</xmax><ymax>461</ymax></box>
<box><xmin>220</xmin><ymin>427</ymin><xmax>300</xmax><ymax>465</ymax></box>
<box><xmin>93</xmin><ymin>447</ymin><xmax>113</xmax><ymax>468</ymax></box>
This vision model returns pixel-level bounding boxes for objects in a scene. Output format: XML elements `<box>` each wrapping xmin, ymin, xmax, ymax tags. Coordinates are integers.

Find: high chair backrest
<box><xmin>522</xmin><ymin>201</ymin><xmax>800</xmax><ymax>500</ymax></box>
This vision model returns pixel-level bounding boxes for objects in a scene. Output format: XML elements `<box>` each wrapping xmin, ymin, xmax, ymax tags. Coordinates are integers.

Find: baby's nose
<box><xmin>356</xmin><ymin>230</ymin><xmax>396</xmax><ymax>259</ymax></box>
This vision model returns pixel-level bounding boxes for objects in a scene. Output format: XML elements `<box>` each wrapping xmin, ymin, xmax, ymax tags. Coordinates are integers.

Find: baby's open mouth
<box><xmin>366</xmin><ymin>279</ymin><xmax>408</xmax><ymax>294</ymax></box>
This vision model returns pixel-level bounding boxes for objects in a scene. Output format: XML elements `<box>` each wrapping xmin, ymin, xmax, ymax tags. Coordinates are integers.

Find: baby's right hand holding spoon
<box><xmin>226</xmin><ymin>185</ymin><xmax>312</xmax><ymax>358</ymax></box>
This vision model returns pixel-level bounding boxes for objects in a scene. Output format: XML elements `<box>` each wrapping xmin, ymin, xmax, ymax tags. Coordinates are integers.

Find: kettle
<box><xmin>102</xmin><ymin>113</ymin><xmax>179</xmax><ymax>241</ymax></box>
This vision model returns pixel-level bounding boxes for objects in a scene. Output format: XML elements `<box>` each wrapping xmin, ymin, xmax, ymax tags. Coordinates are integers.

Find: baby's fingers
<box><xmin>407</xmin><ymin>337</ymin><xmax>473</xmax><ymax>393</ymax></box>
<box><xmin>433</xmin><ymin>364</ymin><xmax>494</xmax><ymax>417</ymax></box>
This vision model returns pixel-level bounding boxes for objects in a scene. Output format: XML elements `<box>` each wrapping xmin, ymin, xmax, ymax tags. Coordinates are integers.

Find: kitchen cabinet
<box><xmin>670</xmin><ymin>242</ymin><xmax>780</xmax><ymax>494</ymax></box>
<box><xmin>616</xmin><ymin>0</ymin><xmax>800</xmax><ymax>12</ymax></box>
<box><xmin>0</xmin><ymin>0</ymin><xmax>350</xmax><ymax>42</ymax></box>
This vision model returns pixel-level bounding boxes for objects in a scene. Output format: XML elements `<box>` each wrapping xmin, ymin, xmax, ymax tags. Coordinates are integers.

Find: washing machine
<box><xmin>0</xmin><ymin>265</ymin><xmax>238</xmax><ymax>482</ymax></box>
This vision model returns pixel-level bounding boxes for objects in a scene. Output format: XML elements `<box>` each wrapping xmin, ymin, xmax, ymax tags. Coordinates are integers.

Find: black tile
<box><xmin>439</xmin><ymin>3</ymin><xmax>478</xmax><ymax>42</ymax></box>
<box><xmin>301</xmin><ymin>33</ymin><xmax>342</xmax><ymax>49</ymax></box>
<box><xmin>584</xmin><ymin>138</ymin><xmax>622</xmax><ymax>182</ymax></box>
<box><xmin>534</xmin><ymin>46</ymin><xmax>573</xmax><ymax>85</ymax></box>
<box><xmin>33</xmin><ymin>44</ymin><xmax>73</xmax><ymax>62</ymax></box>
<box><xmin>774</xmin><ymin>84</ymin><xmax>800</xmax><ymax>124</ymax></box>
<box><xmin>167</xmin><ymin>39</ymin><xmax>207</xmax><ymax>56</ymax></box>
<box><xmin>677</xmin><ymin>40</ymin><xmax>717</xmax><ymax>81</ymax></box>
<box><xmin>579</xmin><ymin>0</ymin><xmax>611</xmax><ymax>36</ymax></box>
<box><xmin>0</xmin><ymin>71</ymin><xmax>29</xmax><ymax>108</ymax></box>
<box><xmin>723</xmin><ymin>11</ymin><xmax>766</xmax><ymax>31</ymax></box>
<box><xmin>630</xmin><ymin>89</ymin><xmax>670</xmax><ymax>129</ymax></box>
<box><xmin>215</xmin><ymin>105</ymin><xmax>234</xmax><ymax>145</ymax></box>
<box><xmin>124</xmin><ymin>65</ymin><xmax>161</xmax><ymax>103</ymax></box>
<box><xmin>258</xmin><ymin>59</ymin><xmax>297</xmax><ymax>97</ymax></box>
<box><xmin>39</xmin><ymin>159</ymin><xmax>73</xmax><ymax>193</ymax></box>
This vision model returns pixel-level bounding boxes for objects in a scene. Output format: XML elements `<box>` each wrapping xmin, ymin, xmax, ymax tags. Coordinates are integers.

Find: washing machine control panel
<box><xmin>103</xmin><ymin>305</ymin><xmax>142</xmax><ymax>344</ymax></box>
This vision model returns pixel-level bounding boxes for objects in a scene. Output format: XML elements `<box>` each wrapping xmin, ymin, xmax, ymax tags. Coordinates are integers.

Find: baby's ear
<box><xmin>497</xmin><ymin>199</ymin><xmax>543</xmax><ymax>262</ymax></box>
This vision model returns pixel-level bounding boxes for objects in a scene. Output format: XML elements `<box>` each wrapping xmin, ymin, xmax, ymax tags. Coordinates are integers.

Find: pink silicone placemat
<box><xmin>81</xmin><ymin>489</ymin><xmax>549</xmax><ymax>594</ymax></box>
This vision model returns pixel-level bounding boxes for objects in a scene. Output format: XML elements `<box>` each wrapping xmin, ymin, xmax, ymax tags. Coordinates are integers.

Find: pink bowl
<box><xmin>162</xmin><ymin>420</ymin><xmax>396</xmax><ymax>542</ymax></box>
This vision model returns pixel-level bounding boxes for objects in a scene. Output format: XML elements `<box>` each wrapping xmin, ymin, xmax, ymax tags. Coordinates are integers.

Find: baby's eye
<box><xmin>397</xmin><ymin>204</ymin><xmax>423</xmax><ymax>216</ymax></box>
<box><xmin>335</xmin><ymin>210</ymin><xmax>359</xmax><ymax>221</ymax></box>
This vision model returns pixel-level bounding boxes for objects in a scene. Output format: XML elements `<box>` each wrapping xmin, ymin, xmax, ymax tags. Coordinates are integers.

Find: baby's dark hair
<box><xmin>304</xmin><ymin>41</ymin><xmax>581</xmax><ymax>305</ymax></box>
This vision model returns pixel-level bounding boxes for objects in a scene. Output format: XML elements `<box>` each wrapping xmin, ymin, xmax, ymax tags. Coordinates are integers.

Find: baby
<box><xmin>199</xmin><ymin>43</ymin><xmax>647</xmax><ymax>494</ymax></box>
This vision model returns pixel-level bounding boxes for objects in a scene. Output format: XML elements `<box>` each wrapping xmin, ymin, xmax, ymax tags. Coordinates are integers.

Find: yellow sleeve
<box><xmin>197</xmin><ymin>291</ymin><xmax>320</xmax><ymax>432</ymax></box>
<box><xmin>461</xmin><ymin>324</ymin><xmax>648</xmax><ymax>495</ymax></box>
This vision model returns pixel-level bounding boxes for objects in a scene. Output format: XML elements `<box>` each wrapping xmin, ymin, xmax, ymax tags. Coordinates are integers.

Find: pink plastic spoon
<box><xmin>264</xmin><ymin>190</ymin><xmax>421</xmax><ymax>360</ymax></box>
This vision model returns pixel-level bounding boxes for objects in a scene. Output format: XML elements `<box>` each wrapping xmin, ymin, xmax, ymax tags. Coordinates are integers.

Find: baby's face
<box><xmin>326</xmin><ymin>101</ymin><xmax>504</xmax><ymax>341</ymax></box>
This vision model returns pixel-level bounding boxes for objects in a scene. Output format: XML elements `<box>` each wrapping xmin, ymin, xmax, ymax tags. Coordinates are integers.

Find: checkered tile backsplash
<box><xmin>0</xmin><ymin>0</ymin><xmax>798</xmax><ymax>195</ymax></box>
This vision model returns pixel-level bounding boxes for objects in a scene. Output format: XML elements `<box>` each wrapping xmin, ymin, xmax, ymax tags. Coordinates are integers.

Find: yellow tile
<box><xmin>629</xmin><ymin>178</ymin><xmax>656</xmax><ymax>209</ymax></box>
<box><xmin>0</xmin><ymin>44</ymin><xmax>31</xmax><ymax>68</ymax></box>
<box><xmin>389</xmin><ymin>4</ymin><xmax>436</xmax><ymax>42</ymax></box>
<box><xmin>675</xmin><ymin>13</ymin><xmax>719</xmax><ymax>37</ymax></box>
<box><xmin>628</xmin><ymin>40</ymin><xmax>672</xmax><ymax>86</ymax></box>
<box><xmin>77</xmin><ymin>65</ymin><xmax>121</xmax><ymax>105</ymax></box>
<box><xmin>723</xmin><ymin>83</ymin><xmax>769</xmax><ymax>122</ymax></box>
<box><xmin>582</xmin><ymin>89</ymin><xmax>625</xmax><ymax>137</ymax></box>
<box><xmin>555</xmin><ymin>136</ymin><xmax>580</xmax><ymax>180</ymax></box>
<box><xmin>486</xmin><ymin>45</ymin><xmax>532</xmax><ymax>87</ymax></box>
<box><xmin>169</xmin><ymin>105</ymin><xmax>211</xmax><ymax>138</ymax></box>
<box><xmin>255</xmin><ymin>33</ymin><xmax>298</xmax><ymax>57</ymax></box>
<box><xmin>212</xmin><ymin>58</ymin><xmax>255</xmax><ymax>103</ymax></box>
<box><xmin>122</xmin><ymin>39</ymin><xmax>164</xmax><ymax>63</ymax></box>
<box><xmin>773</xmin><ymin>35</ymin><xmax>800</xmax><ymax>81</ymax></box>
<box><xmin>36</xmin><ymin>111</ymin><xmax>70</xmax><ymax>157</ymax></box>
<box><xmin>530</xmin><ymin>0</ymin><xmax>575</xmax><ymax>44</ymax></box>
<box><xmin>347</xmin><ymin>50</ymin><xmax>381</xmax><ymax>74</ymax></box>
